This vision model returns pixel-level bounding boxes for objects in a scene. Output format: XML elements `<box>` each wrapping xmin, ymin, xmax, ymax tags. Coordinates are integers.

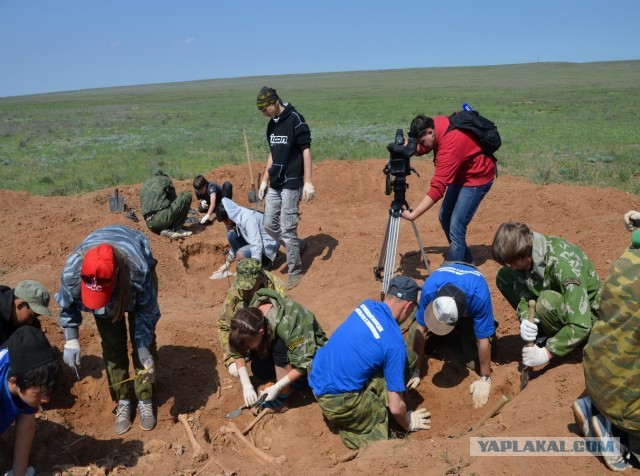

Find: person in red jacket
<box><xmin>401</xmin><ymin>115</ymin><xmax>495</xmax><ymax>264</ymax></box>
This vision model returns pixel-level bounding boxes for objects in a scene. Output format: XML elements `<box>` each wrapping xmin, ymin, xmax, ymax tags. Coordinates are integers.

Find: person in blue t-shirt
<box><xmin>410</xmin><ymin>262</ymin><xmax>497</xmax><ymax>408</ymax></box>
<box><xmin>1</xmin><ymin>326</ymin><xmax>60</xmax><ymax>476</ymax></box>
<box><xmin>308</xmin><ymin>276</ymin><xmax>431</xmax><ymax>449</ymax></box>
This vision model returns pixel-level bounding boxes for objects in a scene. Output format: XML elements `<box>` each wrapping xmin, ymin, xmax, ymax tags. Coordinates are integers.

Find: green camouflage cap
<box><xmin>14</xmin><ymin>280</ymin><xmax>52</xmax><ymax>316</ymax></box>
<box><xmin>235</xmin><ymin>258</ymin><xmax>263</xmax><ymax>291</ymax></box>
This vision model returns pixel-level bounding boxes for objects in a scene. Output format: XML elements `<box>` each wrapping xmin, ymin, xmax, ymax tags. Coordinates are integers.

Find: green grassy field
<box><xmin>1</xmin><ymin>61</ymin><xmax>639</xmax><ymax>196</ymax></box>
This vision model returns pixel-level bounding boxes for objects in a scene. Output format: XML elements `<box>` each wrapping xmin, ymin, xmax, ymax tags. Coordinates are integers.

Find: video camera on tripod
<box><xmin>383</xmin><ymin>129</ymin><xmax>419</xmax><ymax>206</ymax></box>
<box><xmin>374</xmin><ymin>129</ymin><xmax>429</xmax><ymax>297</ymax></box>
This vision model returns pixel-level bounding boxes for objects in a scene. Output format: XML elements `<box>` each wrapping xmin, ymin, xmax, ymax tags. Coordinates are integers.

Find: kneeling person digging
<box><xmin>309</xmin><ymin>276</ymin><xmax>431</xmax><ymax>449</ymax></box>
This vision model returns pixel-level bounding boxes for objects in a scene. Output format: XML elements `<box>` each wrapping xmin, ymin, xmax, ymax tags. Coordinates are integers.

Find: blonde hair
<box><xmin>492</xmin><ymin>221</ymin><xmax>533</xmax><ymax>266</ymax></box>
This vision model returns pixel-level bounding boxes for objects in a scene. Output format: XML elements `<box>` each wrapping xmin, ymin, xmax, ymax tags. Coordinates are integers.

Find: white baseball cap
<box><xmin>425</xmin><ymin>284</ymin><xmax>467</xmax><ymax>335</ymax></box>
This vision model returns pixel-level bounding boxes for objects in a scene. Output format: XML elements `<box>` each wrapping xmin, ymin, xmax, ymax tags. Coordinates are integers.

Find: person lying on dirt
<box><xmin>572</xmin><ymin>215</ymin><xmax>640</xmax><ymax>472</ymax></box>
<box><xmin>492</xmin><ymin>221</ymin><xmax>601</xmax><ymax>370</ymax></box>
<box><xmin>218</xmin><ymin>258</ymin><xmax>287</xmax><ymax>377</ymax></box>
<box><xmin>1</xmin><ymin>326</ymin><xmax>60</xmax><ymax>476</ymax></box>
<box><xmin>308</xmin><ymin>276</ymin><xmax>431</xmax><ymax>449</ymax></box>
<box><xmin>411</xmin><ymin>263</ymin><xmax>497</xmax><ymax>408</ymax></box>
<box><xmin>56</xmin><ymin>225</ymin><xmax>160</xmax><ymax>435</ymax></box>
<box><xmin>193</xmin><ymin>174</ymin><xmax>233</xmax><ymax>225</ymax></box>
<box><xmin>400</xmin><ymin>114</ymin><xmax>495</xmax><ymax>265</ymax></box>
<box><xmin>0</xmin><ymin>280</ymin><xmax>52</xmax><ymax>346</ymax></box>
<box><xmin>215</xmin><ymin>197</ymin><xmax>280</xmax><ymax>272</ymax></box>
<box><xmin>229</xmin><ymin>288</ymin><xmax>326</xmax><ymax>412</ymax></box>
<box><xmin>140</xmin><ymin>170</ymin><xmax>193</xmax><ymax>240</ymax></box>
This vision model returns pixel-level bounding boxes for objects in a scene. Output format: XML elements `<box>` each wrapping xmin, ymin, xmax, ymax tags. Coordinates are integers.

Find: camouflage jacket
<box><xmin>584</xmin><ymin>244</ymin><xmax>640</xmax><ymax>436</ymax></box>
<box><xmin>249</xmin><ymin>288</ymin><xmax>327</xmax><ymax>371</ymax></box>
<box><xmin>217</xmin><ymin>270</ymin><xmax>286</xmax><ymax>366</ymax></box>
<box><xmin>140</xmin><ymin>172</ymin><xmax>177</xmax><ymax>216</ymax></box>
<box><xmin>513</xmin><ymin>232</ymin><xmax>601</xmax><ymax>356</ymax></box>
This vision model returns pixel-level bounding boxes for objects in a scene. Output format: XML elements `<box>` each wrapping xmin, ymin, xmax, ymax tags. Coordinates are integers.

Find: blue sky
<box><xmin>1</xmin><ymin>0</ymin><xmax>638</xmax><ymax>97</ymax></box>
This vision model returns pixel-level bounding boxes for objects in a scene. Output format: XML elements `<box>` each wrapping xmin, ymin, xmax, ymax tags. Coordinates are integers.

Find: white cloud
<box><xmin>182</xmin><ymin>37</ymin><xmax>195</xmax><ymax>45</ymax></box>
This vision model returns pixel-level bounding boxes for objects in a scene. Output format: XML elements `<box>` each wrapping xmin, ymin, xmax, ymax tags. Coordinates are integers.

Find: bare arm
<box><xmin>412</xmin><ymin>323</ymin><xmax>427</xmax><ymax>375</ymax></box>
<box><xmin>302</xmin><ymin>148</ymin><xmax>313</xmax><ymax>183</ymax></box>
<box><xmin>12</xmin><ymin>413</ymin><xmax>35</xmax><ymax>476</ymax></box>
<box><xmin>206</xmin><ymin>192</ymin><xmax>217</xmax><ymax>216</ymax></box>
<box><xmin>388</xmin><ymin>390</ymin><xmax>410</xmax><ymax>430</ymax></box>
<box><xmin>477</xmin><ymin>337</ymin><xmax>492</xmax><ymax>378</ymax></box>
<box><xmin>261</xmin><ymin>153</ymin><xmax>273</xmax><ymax>183</ymax></box>
<box><xmin>401</xmin><ymin>194</ymin><xmax>436</xmax><ymax>221</ymax></box>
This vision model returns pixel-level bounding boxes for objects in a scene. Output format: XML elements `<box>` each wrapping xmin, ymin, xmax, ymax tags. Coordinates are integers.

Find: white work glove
<box><xmin>624</xmin><ymin>210</ymin><xmax>640</xmax><ymax>231</ymax></box>
<box><xmin>520</xmin><ymin>319</ymin><xmax>539</xmax><ymax>342</ymax></box>
<box><xmin>228</xmin><ymin>362</ymin><xmax>239</xmax><ymax>378</ymax></box>
<box><xmin>137</xmin><ymin>347</ymin><xmax>155</xmax><ymax>383</ymax></box>
<box><xmin>258</xmin><ymin>180</ymin><xmax>268</xmax><ymax>201</ymax></box>
<box><xmin>63</xmin><ymin>338</ymin><xmax>81</xmax><ymax>369</ymax></box>
<box><xmin>261</xmin><ymin>375</ymin><xmax>291</xmax><ymax>402</ymax></box>
<box><xmin>302</xmin><ymin>182</ymin><xmax>315</xmax><ymax>202</ymax></box>
<box><xmin>522</xmin><ymin>345</ymin><xmax>550</xmax><ymax>367</ymax></box>
<box><xmin>238</xmin><ymin>366</ymin><xmax>257</xmax><ymax>406</ymax></box>
<box><xmin>4</xmin><ymin>467</ymin><xmax>35</xmax><ymax>476</ymax></box>
<box><xmin>469</xmin><ymin>377</ymin><xmax>492</xmax><ymax>408</ymax></box>
<box><xmin>407</xmin><ymin>369</ymin><xmax>421</xmax><ymax>389</ymax></box>
<box><xmin>407</xmin><ymin>408</ymin><xmax>431</xmax><ymax>431</ymax></box>
<box><xmin>200</xmin><ymin>214</ymin><xmax>210</xmax><ymax>224</ymax></box>
<box><xmin>200</xmin><ymin>200</ymin><xmax>208</xmax><ymax>210</ymax></box>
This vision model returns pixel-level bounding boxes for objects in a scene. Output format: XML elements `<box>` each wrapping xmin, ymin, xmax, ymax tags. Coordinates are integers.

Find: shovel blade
<box><xmin>519</xmin><ymin>366</ymin><xmax>530</xmax><ymax>390</ymax></box>
<box><xmin>247</xmin><ymin>186</ymin><xmax>259</xmax><ymax>204</ymax></box>
<box><xmin>108</xmin><ymin>188</ymin><xmax>125</xmax><ymax>212</ymax></box>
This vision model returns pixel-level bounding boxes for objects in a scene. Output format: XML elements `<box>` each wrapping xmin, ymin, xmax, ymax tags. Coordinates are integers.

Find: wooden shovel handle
<box><xmin>526</xmin><ymin>299</ymin><xmax>536</xmax><ymax>347</ymax></box>
<box><xmin>243</xmin><ymin>128</ymin><xmax>255</xmax><ymax>184</ymax></box>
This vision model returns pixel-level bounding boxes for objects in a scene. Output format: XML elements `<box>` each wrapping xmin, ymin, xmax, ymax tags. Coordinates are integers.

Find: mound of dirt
<box><xmin>0</xmin><ymin>159</ymin><xmax>636</xmax><ymax>475</ymax></box>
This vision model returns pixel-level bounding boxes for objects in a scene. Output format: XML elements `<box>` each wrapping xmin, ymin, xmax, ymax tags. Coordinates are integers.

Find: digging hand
<box><xmin>520</xmin><ymin>319</ymin><xmax>539</xmax><ymax>342</ymax></box>
<box><xmin>408</xmin><ymin>408</ymin><xmax>431</xmax><ymax>431</ymax></box>
<box><xmin>200</xmin><ymin>214</ymin><xmax>211</xmax><ymax>224</ymax></box>
<box><xmin>406</xmin><ymin>369</ymin><xmax>421</xmax><ymax>389</ymax></box>
<box><xmin>63</xmin><ymin>338</ymin><xmax>81</xmax><ymax>369</ymax></box>
<box><xmin>624</xmin><ymin>210</ymin><xmax>640</xmax><ymax>231</ymax></box>
<box><xmin>238</xmin><ymin>366</ymin><xmax>257</xmax><ymax>406</ymax></box>
<box><xmin>260</xmin><ymin>375</ymin><xmax>291</xmax><ymax>402</ymax></box>
<box><xmin>228</xmin><ymin>362</ymin><xmax>239</xmax><ymax>378</ymax></box>
<box><xmin>469</xmin><ymin>377</ymin><xmax>492</xmax><ymax>408</ymax></box>
<box><xmin>258</xmin><ymin>180</ymin><xmax>268</xmax><ymax>201</ymax></box>
<box><xmin>137</xmin><ymin>347</ymin><xmax>155</xmax><ymax>383</ymax></box>
<box><xmin>522</xmin><ymin>345</ymin><xmax>550</xmax><ymax>367</ymax></box>
<box><xmin>302</xmin><ymin>182</ymin><xmax>315</xmax><ymax>202</ymax></box>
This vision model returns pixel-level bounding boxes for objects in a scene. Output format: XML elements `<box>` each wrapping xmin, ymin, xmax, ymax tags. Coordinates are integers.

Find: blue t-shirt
<box><xmin>416</xmin><ymin>263</ymin><xmax>495</xmax><ymax>339</ymax></box>
<box><xmin>309</xmin><ymin>299</ymin><xmax>407</xmax><ymax>396</ymax></box>
<box><xmin>0</xmin><ymin>349</ymin><xmax>35</xmax><ymax>434</ymax></box>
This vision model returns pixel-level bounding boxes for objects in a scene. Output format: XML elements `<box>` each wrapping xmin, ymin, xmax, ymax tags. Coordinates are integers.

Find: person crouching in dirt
<box><xmin>229</xmin><ymin>288</ymin><xmax>326</xmax><ymax>412</ymax></box>
<box><xmin>492</xmin><ymin>221</ymin><xmax>600</xmax><ymax>370</ymax></box>
<box><xmin>56</xmin><ymin>225</ymin><xmax>160</xmax><ymax>434</ymax></box>
<box><xmin>192</xmin><ymin>174</ymin><xmax>233</xmax><ymax>225</ymax></box>
<box><xmin>410</xmin><ymin>263</ymin><xmax>497</xmax><ymax>408</ymax></box>
<box><xmin>218</xmin><ymin>258</ymin><xmax>287</xmax><ymax>379</ymax></box>
<box><xmin>0</xmin><ymin>280</ymin><xmax>52</xmax><ymax>346</ymax></box>
<box><xmin>0</xmin><ymin>327</ymin><xmax>60</xmax><ymax>476</ymax></box>
<box><xmin>214</xmin><ymin>197</ymin><xmax>280</xmax><ymax>276</ymax></box>
<box><xmin>400</xmin><ymin>114</ymin><xmax>495</xmax><ymax>264</ymax></box>
<box><xmin>256</xmin><ymin>86</ymin><xmax>315</xmax><ymax>290</ymax></box>
<box><xmin>571</xmin><ymin>212</ymin><xmax>640</xmax><ymax>472</ymax></box>
<box><xmin>140</xmin><ymin>170</ymin><xmax>193</xmax><ymax>240</ymax></box>
<box><xmin>308</xmin><ymin>276</ymin><xmax>431</xmax><ymax>449</ymax></box>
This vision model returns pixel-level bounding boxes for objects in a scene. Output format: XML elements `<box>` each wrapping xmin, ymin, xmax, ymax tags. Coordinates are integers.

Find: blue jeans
<box><xmin>226</xmin><ymin>228</ymin><xmax>248</xmax><ymax>259</ymax></box>
<box><xmin>263</xmin><ymin>187</ymin><xmax>302</xmax><ymax>276</ymax></box>
<box><xmin>439</xmin><ymin>181</ymin><xmax>493</xmax><ymax>263</ymax></box>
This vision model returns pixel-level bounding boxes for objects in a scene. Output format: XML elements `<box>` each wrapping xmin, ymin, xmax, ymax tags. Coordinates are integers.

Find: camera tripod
<box><xmin>373</xmin><ymin>181</ymin><xmax>430</xmax><ymax>300</ymax></box>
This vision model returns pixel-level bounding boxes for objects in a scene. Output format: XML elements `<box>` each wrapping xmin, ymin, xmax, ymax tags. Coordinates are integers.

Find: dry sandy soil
<box><xmin>0</xmin><ymin>159</ymin><xmax>637</xmax><ymax>475</ymax></box>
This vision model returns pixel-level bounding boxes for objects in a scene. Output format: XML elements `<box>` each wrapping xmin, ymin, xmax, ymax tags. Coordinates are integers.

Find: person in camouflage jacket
<box><xmin>492</xmin><ymin>221</ymin><xmax>601</xmax><ymax>368</ymax></box>
<box><xmin>217</xmin><ymin>259</ymin><xmax>287</xmax><ymax>373</ymax></box>
<box><xmin>229</xmin><ymin>288</ymin><xmax>326</xmax><ymax>411</ymax></box>
<box><xmin>140</xmin><ymin>171</ymin><xmax>192</xmax><ymax>236</ymax></box>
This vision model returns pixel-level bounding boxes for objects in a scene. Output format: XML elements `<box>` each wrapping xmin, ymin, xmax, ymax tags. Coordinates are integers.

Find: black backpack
<box><xmin>446</xmin><ymin>109</ymin><xmax>501</xmax><ymax>158</ymax></box>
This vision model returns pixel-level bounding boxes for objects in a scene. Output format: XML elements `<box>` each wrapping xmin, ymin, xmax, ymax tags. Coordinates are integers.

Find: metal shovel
<box><xmin>519</xmin><ymin>300</ymin><xmax>537</xmax><ymax>391</ymax></box>
<box><xmin>225</xmin><ymin>394</ymin><xmax>267</xmax><ymax>419</ymax></box>
<box><xmin>108</xmin><ymin>188</ymin><xmax>125</xmax><ymax>212</ymax></box>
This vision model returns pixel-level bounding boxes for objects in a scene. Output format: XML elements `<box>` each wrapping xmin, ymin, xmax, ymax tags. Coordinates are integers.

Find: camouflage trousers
<box><xmin>498</xmin><ymin>268</ymin><xmax>575</xmax><ymax>337</ymax></box>
<box><xmin>94</xmin><ymin>311</ymin><xmax>157</xmax><ymax>403</ymax></box>
<box><xmin>314</xmin><ymin>350</ymin><xmax>417</xmax><ymax>449</ymax></box>
<box><xmin>146</xmin><ymin>192</ymin><xmax>192</xmax><ymax>233</ymax></box>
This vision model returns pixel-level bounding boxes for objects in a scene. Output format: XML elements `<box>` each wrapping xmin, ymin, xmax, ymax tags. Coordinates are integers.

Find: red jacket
<box><xmin>419</xmin><ymin>116</ymin><xmax>496</xmax><ymax>203</ymax></box>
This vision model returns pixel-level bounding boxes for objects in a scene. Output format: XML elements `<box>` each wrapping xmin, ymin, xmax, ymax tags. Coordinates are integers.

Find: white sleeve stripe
<box><xmin>359</xmin><ymin>304</ymin><xmax>384</xmax><ymax>332</ymax></box>
<box><xmin>355</xmin><ymin>307</ymin><xmax>380</xmax><ymax>339</ymax></box>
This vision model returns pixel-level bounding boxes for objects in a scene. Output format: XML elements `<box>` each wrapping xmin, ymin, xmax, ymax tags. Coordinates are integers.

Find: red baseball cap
<box><xmin>80</xmin><ymin>244</ymin><xmax>116</xmax><ymax>310</ymax></box>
